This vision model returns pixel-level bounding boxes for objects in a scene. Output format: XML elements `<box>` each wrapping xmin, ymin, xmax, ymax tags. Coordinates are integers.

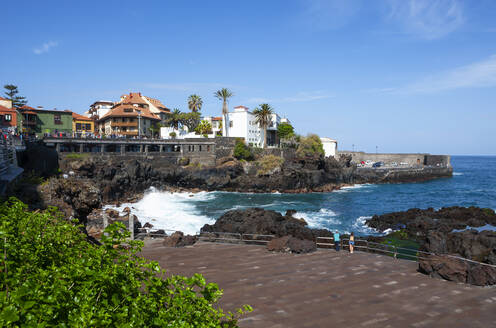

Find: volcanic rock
<box><xmin>162</xmin><ymin>231</ymin><xmax>198</xmax><ymax>247</ymax></box>
<box><xmin>267</xmin><ymin>236</ymin><xmax>317</xmax><ymax>254</ymax></box>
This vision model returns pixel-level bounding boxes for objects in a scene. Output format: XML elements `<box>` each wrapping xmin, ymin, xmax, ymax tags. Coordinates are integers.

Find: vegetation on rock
<box><xmin>276</xmin><ymin>122</ymin><xmax>294</xmax><ymax>140</ymax></box>
<box><xmin>233</xmin><ymin>139</ymin><xmax>254</xmax><ymax>161</ymax></box>
<box><xmin>0</xmin><ymin>198</ymin><xmax>251</xmax><ymax>327</ymax></box>
<box><xmin>296</xmin><ymin>134</ymin><xmax>325</xmax><ymax>158</ymax></box>
<box><xmin>256</xmin><ymin>155</ymin><xmax>284</xmax><ymax>176</ymax></box>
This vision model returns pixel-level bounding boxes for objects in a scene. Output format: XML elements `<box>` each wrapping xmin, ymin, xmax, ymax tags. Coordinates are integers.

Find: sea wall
<box><xmin>338</xmin><ymin>151</ymin><xmax>451</xmax><ymax>167</ymax></box>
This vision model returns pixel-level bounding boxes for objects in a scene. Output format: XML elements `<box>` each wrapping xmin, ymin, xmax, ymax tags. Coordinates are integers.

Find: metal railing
<box><xmin>198</xmin><ymin>231</ymin><xmax>275</xmax><ymax>245</ymax></box>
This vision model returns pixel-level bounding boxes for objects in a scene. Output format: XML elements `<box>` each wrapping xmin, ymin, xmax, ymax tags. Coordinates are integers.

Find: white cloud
<box><xmin>387</xmin><ymin>0</ymin><xmax>464</xmax><ymax>39</ymax></box>
<box><xmin>246</xmin><ymin>91</ymin><xmax>334</xmax><ymax>104</ymax></box>
<box><xmin>33</xmin><ymin>41</ymin><xmax>58</xmax><ymax>55</ymax></box>
<box><xmin>383</xmin><ymin>55</ymin><xmax>496</xmax><ymax>94</ymax></box>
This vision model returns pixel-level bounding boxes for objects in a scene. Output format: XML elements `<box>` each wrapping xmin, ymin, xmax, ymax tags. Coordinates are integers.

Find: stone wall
<box><xmin>338</xmin><ymin>151</ymin><xmax>451</xmax><ymax>167</ymax></box>
<box><xmin>214</xmin><ymin>137</ymin><xmax>238</xmax><ymax>158</ymax></box>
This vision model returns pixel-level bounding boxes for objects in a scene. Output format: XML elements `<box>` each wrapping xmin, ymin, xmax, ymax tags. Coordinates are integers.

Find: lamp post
<box><xmin>137</xmin><ymin>110</ymin><xmax>142</xmax><ymax>138</ymax></box>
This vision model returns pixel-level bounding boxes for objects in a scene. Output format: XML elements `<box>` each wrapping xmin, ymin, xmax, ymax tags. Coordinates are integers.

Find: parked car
<box><xmin>365</xmin><ymin>160</ymin><xmax>373</xmax><ymax>166</ymax></box>
<box><xmin>372</xmin><ymin>161</ymin><xmax>384</xmax><ymax>168</ymax></box>
<box><xmin>391</xmin><ymin>162</ymin><xmax>398</xmax><ymax>166</ymax></box>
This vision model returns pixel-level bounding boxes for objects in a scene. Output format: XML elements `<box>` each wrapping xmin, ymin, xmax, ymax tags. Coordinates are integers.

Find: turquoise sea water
<box><xmin>111</xmin><ymin>156</ymin><xmax>496</xmax><ymax>235</ymax></box>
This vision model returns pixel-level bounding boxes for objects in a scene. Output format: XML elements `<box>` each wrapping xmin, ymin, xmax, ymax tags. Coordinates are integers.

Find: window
<box><xmin>124</xmin><ymin>108</ymin><xmax>133</xmax><ymax>113</ymax></box>
<box><xmin>76</xmin><ymin>123</ymin><xmax>82</xmax><ymax>131</ymax></box>
<box><xmin>54</xmin><ymin>114</ymin><xmax>62</xmax><ymax>124</ymax></box>
<box><xmin>84</xmin><ymin>123</ymin><xmax>91</xmax><ymax>130</ymax></box>
<box><xmin>4</xmin><ymin>114</ymin><xmax>12</xmax><ymax>122</ymax></box>
<box><xmin>229</xmin><ymin>121</ymin><xmax>233</xmax><ymax>128</ymax></box>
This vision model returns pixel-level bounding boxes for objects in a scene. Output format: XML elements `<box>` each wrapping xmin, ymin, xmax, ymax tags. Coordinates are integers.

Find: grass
<box><xmin>379</xmin><ymin>230</ymin><xmax>420</xmax><ymax>261</ymax></box>
<box><xmin>64</xmin><ymin>153</ymin><xmax>89</xmax><ymax>159</ymax></box>
<box><xmin>256</xmin><ymin>155</ymin><xmax>284</xmax><ymax>175</ymax></box>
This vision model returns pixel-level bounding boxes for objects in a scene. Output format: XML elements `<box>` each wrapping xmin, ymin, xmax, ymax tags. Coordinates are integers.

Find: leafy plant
<box><xmin>253</xmin><ymin>104</ymin><xmax>274</xmax><ymax>149</ymax></box>
<box><xmin>187</xmin><ymin>94</ymin><xmax>203</xmax><ymax>112</ymax></box>
<box><xmin>277</xmin><ymin>122</ymin><xmax>294</xmax><ymax>140</ymax></box>
<box><xmin>233</xmin><ymin>139</ymin><xmax>254</xmax><ymax>161</ymax></box>
<box><xmin>0</xmin><ymin>198</ymin><xmax>251</xmax><ymax>327</ymax></box>
<box><xmin>195</xmin><ymin>120</ymin><xmax>213</xmax><ymax>136</ymax></box>
<box><xmin>296</xmin><ymin>134</ymin><xmax>325</xmax><ymax>158</ymax></box>
<box><xmin>169</xmin><ymin>131</ymin><xmax>177</xmax><ymax>138</ymax></box>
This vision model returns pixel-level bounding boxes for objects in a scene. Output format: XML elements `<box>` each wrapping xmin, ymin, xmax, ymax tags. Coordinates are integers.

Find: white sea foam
<box><xmin>453</xmin><ymin>172</ymin><xmax>464</xmax><ymax>176</ymax></box>
<box><xmin>352</xmin><ymin>216</ymin><xmax>379</xmax><ymax>234</ymax></box>
<box><xmin>104</xmin><ymin>188</ymin><xmax>215</xmax><ymax>235</ymax></box>
<box><xmin>335</xmin><ymin>184</ymin><xmax>375</xmax><ymax>193</ymax></box>
<box><xmin>294</xmin><ymin>208</ymin><xmax>340</xmax><ymax>228</ymax></box>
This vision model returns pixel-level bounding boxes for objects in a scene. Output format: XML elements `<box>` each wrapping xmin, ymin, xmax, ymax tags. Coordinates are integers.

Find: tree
<box><xmin>3</xmin><ymin>84</ymin><xmax>27</xmax><ymax>108</ymax></box>
<box><xmin>277</xmin><ymin>122</ymin><xmax>294</xmax><ymax>140</ymax></box>
<box><xmin>0</xmin><ymin>198</ymin><xmax>252</xmax><ymax>327</ymax></box>
<box><xmin>165</xmin><ymin>108</ymin><xmax>182</xmax><ymax>129</ymax></box>
<box><xmin>195</xmin><ymin>120</ymin><xmax>212</xmax><ymax>136</ymax></box>
<box><xmin>149</xmin><ymin>122</ymin><xmax>163</xmax><ymax>138</ymax></box>
<box><xmin>253</xmin><ymin>103</ymin><xmax>274</xmax><ymax>148</ymax></box>
<box><xmin>214</xmin><ymin>88</ymin><xmax>233</xmax><ymax>137</ymax></box>
<box><xmin>296</xmin><ymin>134</ymin><xmax>325</xmax><ymax>158</ymax></box>
<box><xmin>180</xmin><ymin>111</ymin><xmax>201</xmax><ymax>132</ymax></box>
<box><xmin>187</xmin><ymin>94</ymin><xmax>203</xmax><ymax>112</ymax></box>
<box><xmin>233</xmin><ymin>139</ymin><xmax>254</xmax><ymax>161</ymax></box>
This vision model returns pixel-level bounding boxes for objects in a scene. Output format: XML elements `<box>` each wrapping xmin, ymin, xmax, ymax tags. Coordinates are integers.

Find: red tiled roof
<box><xmin>212</xmin><ymin>117</ymin><xmax>222</xmax><ymax>121</ymax></box>
<box><xmin>0</xmin><ymin>97</ymin><xmax>6</xmax><ymax>100</ymax></box>
<box><xmin>71</xmin><ymin>112</ymin><xmax>93</xmax><ymax>121</ymax></box>
<box><xmin>118</xmin><ymin>92</ymin><xmax>148</xmax><ymax>106</ymax></box>
<box><xmin>0</xmin><ymin>105</ymin><xmax>15</xmax><ymax>112</ymax></box>
<box><xmin>18</xmin><ymin>105</ymin><xmax>36</xmax><ymax>110</ymax></box>
<box><xmin>99</xmin><ymin>104</ymin><xmax>160</xmax><ymax>121</ymax></box>
<box><xmin>22</xmin><ymin>111</ymin><xmax>38</xmax><ymax>115</ymax></box>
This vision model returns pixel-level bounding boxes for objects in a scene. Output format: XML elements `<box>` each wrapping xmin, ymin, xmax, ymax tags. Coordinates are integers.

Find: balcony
<box><xmin>23</xmin><ymin>121</ymin><xmax>37</xmax><ymax>126</ymax></box>
<box><xmin>111</xmin><ymin>121</ymin><xmax>138</xmax><ymax>127</ymax></box>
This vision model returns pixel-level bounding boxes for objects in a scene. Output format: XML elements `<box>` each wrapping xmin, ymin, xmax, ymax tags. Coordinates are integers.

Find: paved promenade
<box><xmin>141</xmin><ymin>241</ymin><xmax>496</xmax><ymax>328</ymax></box>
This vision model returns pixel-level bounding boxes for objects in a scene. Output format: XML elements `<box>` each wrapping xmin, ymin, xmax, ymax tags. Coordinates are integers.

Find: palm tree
<box><xmin>187</xmin><ymin>94</ymin><xmax>203</xmax><ymax>112</ymax></box>
<box><xmin>214</xmin><ymin>88</ymin><xmax>233</xmax><ymax>137</ymax></box>
<box><xmin>166</xmin><ymin>108</ymin><xmax>182</xmax><ymax>130</ymax></box>
<box><xmin>253</xmin><ymin>103</ymin><xmax>274</xmax><ymax>148</ymax></box>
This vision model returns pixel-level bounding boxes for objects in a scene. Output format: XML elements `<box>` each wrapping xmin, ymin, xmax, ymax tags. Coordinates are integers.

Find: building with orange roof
<box><xmin>0</xmin><ymin>97</ymin><xmax>19</xmax><ymax>133</ymax></box>
<box><xmin>97</xmin><ymin>92</ymin><xmax>162</xmax><ymax>137</ymax></box>
<box><xmin>69</xmin><ymin>111</ymin><xmax>94</xmax><ymax>136</ymax></box>
<box><xmin>16</xmin><ymin>106</ymin><xmax>73</xmax><ymax>137</ymax></box>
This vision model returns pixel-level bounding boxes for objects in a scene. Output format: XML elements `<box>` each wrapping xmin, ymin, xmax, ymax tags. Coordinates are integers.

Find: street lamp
<box><xmin>137</xmin><ymin>109</ymin><xmax>142</xmax><ymax>138</ymax></box>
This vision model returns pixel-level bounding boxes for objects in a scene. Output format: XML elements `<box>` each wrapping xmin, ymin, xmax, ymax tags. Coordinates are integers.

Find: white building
<box><xmin>202</xmin><ymin>116</ymin><xmax>222</xmax><ymax>136</ymax></box>
<box><xmin>320</xmin><ymin>137</ymin><xmax>338</xmax><ymax>158</ymax></box>
<box><xmin>85</xmin><ymin>101</ymin><xmax>114</xmax><ymax>120</ymax></box>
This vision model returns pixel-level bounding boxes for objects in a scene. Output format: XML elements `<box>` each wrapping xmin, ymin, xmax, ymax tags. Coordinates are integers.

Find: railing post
<box><xmin>129</xmin><ymin>214</ymin><xmax>134</xmax><ymax>240</ymax></box>
<box><xmin>394</xmin><ymin>246</ymin><xmax>397</xmax><ymax>259</ymax></box>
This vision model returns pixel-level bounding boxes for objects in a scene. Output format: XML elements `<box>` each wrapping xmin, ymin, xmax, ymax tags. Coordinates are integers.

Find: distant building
<box><xmin>97</xmin><ymin>92</ymin><xmax>161</xmax><ymax>137</ymax></box>
<box><xmin>224</xmin><ymin>106</ymin><xmax>288</xmax><ymax>147</ymax></box>
<box><xmin>70</xmin><ymin>111</ymin><xmax>94</xmax><ymax>136</ymax></box>
<box><xmin>202</xmin><ymin>116</ymin><xmax>222</xmax><ymax>136</ymax></box>
<box><xmin>85</xmin><ymin>101</ymin><xmax>114</xmax><ymax>120</ymax></box>
<box><xmin>0</xmin><ymin>97</ymin><xmax>18</xmax><ymax>133</ymax></box>
<box><xmin>17</xmin><ymin>106</ymin><xmax>72</xmax><ymax>137</ymax></box>
<box><xmin>320</xmin><ymin>137</ymin><xmax>338</xmax><ymax>158</ymax></box>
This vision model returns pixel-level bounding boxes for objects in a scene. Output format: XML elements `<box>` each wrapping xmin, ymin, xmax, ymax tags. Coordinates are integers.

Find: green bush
<box><xmin>257</xmin><ymin>155</ymin><xmax>284</xmax><ymax>175</ymax></box>
<box><xmin>233</xmin><ymin>140</ymin><xmax>254</xmax><ymax>161</ymax></box>
<box><xmin>277</xmin><ymin>122</ymin><xmax>294</xmax><ymax>139</ymax></box>
<box><xmin>64</xmin><ymin>153</ymin><xmax>89</xmax><ymax>160</ymax></box>
<box><xmin>169</xmin><ymin>131</ymin><xmax>177</xmax><ymax>138</ymax></box>
<box><xmin>0</xmin><ymin>198</ymin><xmax>251</xmax><ymax>327</ymax></box>
<box><xmin>296</xmin><ymin>134</ymin><xmax>325</xmax><ymax>158</ymax></box>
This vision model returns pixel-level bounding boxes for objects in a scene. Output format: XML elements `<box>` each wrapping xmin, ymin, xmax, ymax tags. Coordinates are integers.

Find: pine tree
<box><xmin>3</xmin><ymin>84</ymin><xmax>28</xmax><ymax>108</ymax></box>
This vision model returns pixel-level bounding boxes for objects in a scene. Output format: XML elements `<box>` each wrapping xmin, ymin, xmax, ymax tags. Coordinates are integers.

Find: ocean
<box><xmin>107</xmin><ymin>156</ymin><xmax>496</xmax><ymax>236</ymax></box>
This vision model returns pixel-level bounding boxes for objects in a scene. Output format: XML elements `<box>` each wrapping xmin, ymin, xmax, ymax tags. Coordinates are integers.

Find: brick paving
<box><xmin>140</xmin><ymin>240</ymin><xmax>496</xmax><ymax>328</ymax></box>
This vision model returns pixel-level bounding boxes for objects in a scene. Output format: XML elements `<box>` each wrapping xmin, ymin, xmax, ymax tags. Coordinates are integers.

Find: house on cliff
<box><xmin>0</xmin><ymin>97</ymin><xmax>18</xmax><ymax>134</ymax></box>
<box><xmin>97</xmin><ymin>92</ymin><xmax>162</xmax><ymax>137</ymax></box>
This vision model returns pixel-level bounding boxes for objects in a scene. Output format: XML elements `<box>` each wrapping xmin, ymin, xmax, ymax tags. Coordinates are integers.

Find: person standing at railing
<box><xmin>349</xmin><ymin>232</ymin><xmax>355</xmax><ymax>254</ymax></box>
<box><xmin>333</xmin><ymin>231</ymin><xmax>340</xmax><ymax>251</ymax></box>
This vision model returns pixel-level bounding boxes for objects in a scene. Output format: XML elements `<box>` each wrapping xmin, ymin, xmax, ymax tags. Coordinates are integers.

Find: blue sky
<box><xmin>1</xmin><ymin>0</ymin><xmax>496</xmax><ymax>155</ymax></box>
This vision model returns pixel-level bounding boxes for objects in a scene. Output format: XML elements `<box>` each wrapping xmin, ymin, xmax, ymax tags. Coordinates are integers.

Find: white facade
<box><xmin>88</xmin><ymin>101</ymin><xmax>113</xmax><ymax>119</ymax></box>
<box><xmin>160</xmin><ymin>127</ymin><xmax>215</xmax><ymax>139</ymax></box>
<box><xmin>202</xmin><ymin>116</ymin><xmax>222</xmax><ymax>136</ymax></box>
<box><xmin>320</xmin><ymin>137</ymin><xmax>338</xmax><ymax>158</ymax></box>
<box><xmin>224</xmin><ymin>106</ymin><xmax>263</xmax><ymax>146</ymax></box>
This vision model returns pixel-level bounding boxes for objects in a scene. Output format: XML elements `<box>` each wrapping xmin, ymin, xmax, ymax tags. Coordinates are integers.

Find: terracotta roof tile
<box><xmin>71</xmin><ymin>112</ymin><xmax>93</xmax><ymax>121</ymax></box>
<box><xmin>99</xmin><ymin>104</ymin><xmax>160</xmax><ymax>121</ymax></box>
<box><xmin>119</xmin><ymin>92</ymin><xmax>148</xmax><ymax>105</ymax></box>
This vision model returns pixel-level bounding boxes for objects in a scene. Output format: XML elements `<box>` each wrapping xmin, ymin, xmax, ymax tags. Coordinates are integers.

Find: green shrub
<box><xmin>169</xmin><ymin>131</ymin><xmax>177</xmax><ymax>138</ymax></box>
<box><xmin>257</xmin><ymin>155</ymin><xmax>284</xmax><ymax>175</ymax></box>
<box><xmin>0</xmin><ymin>198</ymin><xmax>251</xmax><ymax>327</ymax></box>
<box><xmin>296</xmin><ymin>134</ymin><xmax>324</xmax><ymax>158</ymax></box>
<box><xmin>277</xmin><ymin>122</ymin><xmax>294</xmax><ymax>139</ymax></box>
<box><xmin>233</xmin><ymin>140</ymin><xmax>254</xmax><ymax>161</ymax></box>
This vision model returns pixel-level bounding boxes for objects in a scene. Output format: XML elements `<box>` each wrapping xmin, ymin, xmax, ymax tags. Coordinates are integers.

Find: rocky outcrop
<box><xmin>200</xmin><ymin>208</ymin><xmax>332</xmax><ymax>241</ymax></box>
<box><xmin>162</xmin><ymin>231</ymin><xmax>198</xmax><ymax>247</ymax></box>
<box><xmin>366</xmin><ymin>207</ymin><xmax>496</xmax><ymax>237</ymax></box>
<box><xmin>368</xmin><ymin>206</ymin><xmax>496</xmax><ymax>285</ymax></box>
<box><xmin>85</xmin><ymin>208</ymin><xmax>142</xmax><ymax>240</ymax></box>
<box><xmin>267</xmin><ymin>236</ymin><xmax>317</xmax><ymax>254</ymax></box>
